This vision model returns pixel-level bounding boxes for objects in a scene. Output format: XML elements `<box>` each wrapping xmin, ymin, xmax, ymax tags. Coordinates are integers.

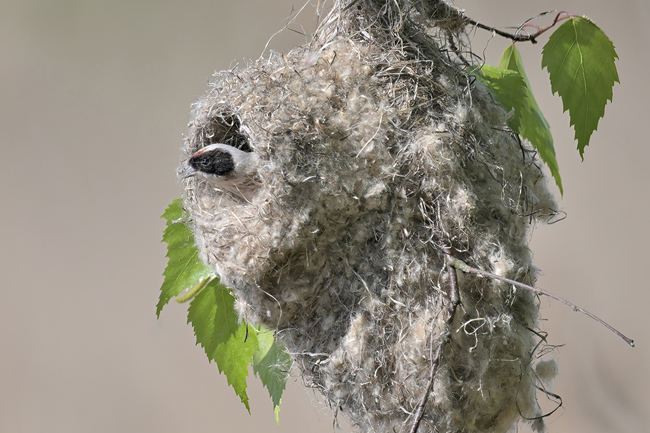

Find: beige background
<box><xmin>1</xmin><ymin>1</ymin><xmax>647</xmax><ymax>432</ymax></box>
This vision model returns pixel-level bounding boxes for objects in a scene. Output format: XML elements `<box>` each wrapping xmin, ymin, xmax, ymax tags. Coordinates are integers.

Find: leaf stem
<box><xmin>175</xmin><ymin>275</ymin><xmax>216</xmax><ymax>303</ymax></box>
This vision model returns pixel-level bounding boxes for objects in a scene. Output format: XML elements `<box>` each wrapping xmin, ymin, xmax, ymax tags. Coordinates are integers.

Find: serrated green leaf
<box><xmin>254</xmin><ymin>328</ymin><xmax>291</xmax><ymax>419</ymax></box>
<box><xmin>158</xmin><ymin>199</ymin><xmax>214</xmax><ymax>317</ymax></box>
<box><xmin>542</xmin><ymin>16</ymin><xmax>619</xmax><ymax>158</ymax></box>
<box><xmin>188</xmin><ymin>279</ymin><xmax>257</xmax><ymax>412</ymax></box>
<box><xmin>159</xmin><ymin>199</ymin><xmax>288</xmax><ymax>418</ymax></box>
<box><xmin>214</xmin><ymin>324</ymin><xmax>258</xmax><ymax>412</ymax></box>
<box><xmin>500</xmin><ymin>45</ymin><xmax>563</xmax><ymax>195</ymax></box>
<box><xmin>187</xmin><ymin>278</ymin><xmax>239</xmax><ymax>355</ymax></box>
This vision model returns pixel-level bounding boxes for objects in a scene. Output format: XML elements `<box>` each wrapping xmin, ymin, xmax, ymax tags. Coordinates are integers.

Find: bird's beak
<box><xmin>179</xmin><ymin>166</ymin><xmax>197</xmax><ymax>179</ymax></box>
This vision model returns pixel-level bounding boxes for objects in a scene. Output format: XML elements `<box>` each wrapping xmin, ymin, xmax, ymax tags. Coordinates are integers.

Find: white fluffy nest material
<box><xmin>181</xmin><ymin>1</ymin><xmax>558</xmax><ymax>432</ymax></box>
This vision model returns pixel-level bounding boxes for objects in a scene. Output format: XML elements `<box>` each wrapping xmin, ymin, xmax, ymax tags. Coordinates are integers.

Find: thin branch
<box><xmin>407</xmin><ymin>247</ymin><xmax>461</xmax><ymax>433</ymax></box>
<box><xmin>464</xmin><ymin>11</ymin><xmax>572</xmax><ymax>44</ymax></box>
<box><xmin>447</xmin><ymin>256</ymin><xmax>635</xmax><ymax>348</ymax></box>
<box><xmin>407</xmin><ymin>344</ymin><xmax>442</xmax><ymax>433</ymax></box>
<box><xmin>444</xmin><ymin>247</ymin><xmax>460</xmax><ymax>310</ymax></box>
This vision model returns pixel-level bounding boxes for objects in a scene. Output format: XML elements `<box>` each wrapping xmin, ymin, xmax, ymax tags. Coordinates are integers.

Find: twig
<box><xmin>443</xmin><ymin>247</ymin><xmax>460</xmax><ymax>310</ymax></box>
<box><xmin>407</xmin><ymin>344</ymin><xmax>442</xmax><ymax>433</ymax></box>
<box><xmin>464</xmin><ymin>11</ymin><xmax>572</xmax><ymax>44</ymax></box>
<box><xmin>447</xmin><ymin>256</ymin><xmax>635</xmax><ymax>348</ymax></box>
<box><xmin>407</xmin><ymin>247</ymin><xmax>461</xmax><ymax>433</ymax></box>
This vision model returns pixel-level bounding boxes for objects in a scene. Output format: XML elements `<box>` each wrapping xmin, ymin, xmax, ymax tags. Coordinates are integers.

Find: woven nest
<box><xmin>180</xmin><ymin>1</ymin><xmax>558</xmax><ymax>431</ymax></box>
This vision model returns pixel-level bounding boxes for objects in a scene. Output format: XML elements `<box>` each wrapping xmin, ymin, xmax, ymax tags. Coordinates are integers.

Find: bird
<box><xmin>180</xmin><ymin>143</ymin><xmax>260</xmax><ymax>199</ymax></box>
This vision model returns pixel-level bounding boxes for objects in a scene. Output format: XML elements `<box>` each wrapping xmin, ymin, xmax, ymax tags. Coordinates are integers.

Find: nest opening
<box><xmin>195</xmin><ymin>113</ymin><xmax>252</xmax><ymax>152</ymax></box>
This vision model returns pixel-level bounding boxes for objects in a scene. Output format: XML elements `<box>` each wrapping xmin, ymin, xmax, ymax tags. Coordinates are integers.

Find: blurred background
<box><xmin>1</xmin><ymin>0</ymin><xmax>647</xmax><ymax>432</ymax></box>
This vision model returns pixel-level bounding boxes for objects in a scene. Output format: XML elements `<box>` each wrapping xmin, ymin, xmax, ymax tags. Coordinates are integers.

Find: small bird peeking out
<box><xmin>180</xmin><ymin>143</ymin><xmax>260</xmax><ymax>199</ymax></box>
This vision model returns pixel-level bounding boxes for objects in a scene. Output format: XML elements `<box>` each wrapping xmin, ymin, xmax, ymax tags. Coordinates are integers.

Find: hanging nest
<box><xmin>180</xmin><ymin>1</ymin><xmax>558</xmax><ymax>431</ymax></box>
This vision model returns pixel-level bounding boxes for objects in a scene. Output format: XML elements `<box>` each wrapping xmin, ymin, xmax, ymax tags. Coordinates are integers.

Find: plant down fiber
<box><xmin>181</xmin><ymin>1</ymin><xmax>557</xmax><ymax>431</ymax></box>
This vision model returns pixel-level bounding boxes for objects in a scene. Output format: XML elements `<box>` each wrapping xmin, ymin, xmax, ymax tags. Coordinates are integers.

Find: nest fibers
<box><xmin>180</xmin><ymin>1</ymin><xmax>558</xmax><ymax>432</ymax></box>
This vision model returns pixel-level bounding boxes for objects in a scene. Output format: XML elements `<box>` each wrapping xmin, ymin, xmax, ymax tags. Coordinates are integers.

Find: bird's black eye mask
<box><xmin>189</xmin><ymin>148</ymin><xmax>235</xmax><ymax>176</ymax></box>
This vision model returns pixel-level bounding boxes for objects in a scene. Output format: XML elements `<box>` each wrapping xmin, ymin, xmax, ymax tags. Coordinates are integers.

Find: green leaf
<box><xmin>254</xmin><ymin>328</ymin><xmax>292</xmax><ymax>422</ymax></box>
<box><xmin>158</xmin><ymin>199</ymin><xmax>214</xmax><ymax>317</ymax></box>
<box><xmin>500</xmin><ymin>44</ymin><xmax>563</xmax><ymax>195</ymax></box>
<box><xmin>471</xmin><ymin>65</ymin><xmax>527</xmax><ymax>134</ymax></box>
<box><xmin>159</xmin><ymin>198</ymin><xmax>289</xmax><ymax>417</ymax></box>
<box><xmin>542</xmin><ymin>16</ymin><xmax>619</xmax><ymax>158</ymax></box>
<box><xmin>188</xmin><ymin>279</ymin><xmax>257</xmax><ymax>412</ymax></box>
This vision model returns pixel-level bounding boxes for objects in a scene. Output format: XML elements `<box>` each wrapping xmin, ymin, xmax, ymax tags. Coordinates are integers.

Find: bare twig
<box><xmin>407</xmin><ymin>344</ymin><xmax>442</xmax><ymax>433</ymax></box>
<box><xmin>443</xmin><ymin>247</ymin><xmax>460</xmax><ymax>310</ymax></box>
<box><xmin>447</xmin><ymin>256</ymin><xmax>635</xmax><ymax>348</ymax></box>
<box><xmin>464</xmin><ymin>11</ymin><xmax>572</xmax><ymax>44</ymax></box>
<box><xmin>407</xmin><ymin>247</ymin><xmax>461</xmax><ymax>433</ymax></box>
